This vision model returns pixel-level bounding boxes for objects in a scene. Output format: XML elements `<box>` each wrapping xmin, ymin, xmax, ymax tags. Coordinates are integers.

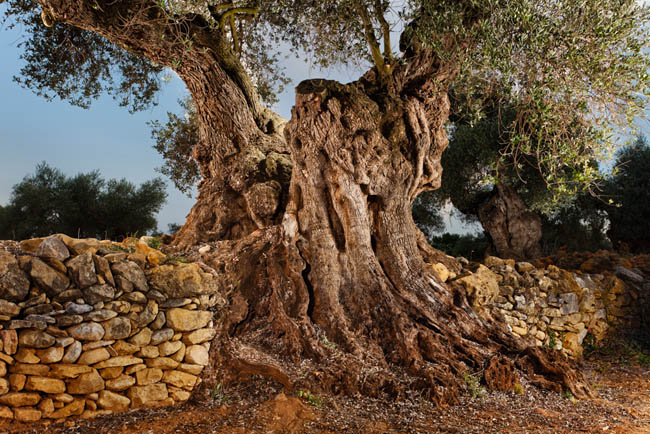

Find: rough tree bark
<box><xmin>478</xmin><ymin>183</ymin><xmax>543</xmax><ymax>261</ymax></box>
<box><xmin>37</xmin><ymin>0</ymin><xmax>590</xmax><ymax>404</ymax></box>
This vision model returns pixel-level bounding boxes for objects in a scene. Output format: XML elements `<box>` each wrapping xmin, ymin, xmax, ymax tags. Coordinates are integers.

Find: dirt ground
<box><xmin>1</xmin><ymin>349</ymin><xmax>648</xmax><ymax>434</ymax></box>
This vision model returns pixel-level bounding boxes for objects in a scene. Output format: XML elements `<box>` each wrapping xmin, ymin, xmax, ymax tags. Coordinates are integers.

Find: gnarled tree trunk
<box><xmin>478</xmin><ymin>183</ymin><xmax>543</xmax><ymax>261</ymax></box>
<box><xmin>37</xmin><ymin>0</ymin><xmax>589</xmax><ymax>405</ymax></box>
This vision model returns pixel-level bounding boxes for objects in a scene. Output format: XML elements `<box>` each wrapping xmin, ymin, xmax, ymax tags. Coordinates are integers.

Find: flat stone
<box><xmin>137</xmin><ymin>346</ymin><xmax>159</xmax><ymax>359</ymax></box>
<box><xmin>67</xmin><ymin>370</ymin><xmax>105</xmax><ymax>394</ymax></box>
<box><xmin>78</xmin><ymin>348</ymin><xmax>111</xmax><ymax>365</ymax></box>
<box><xmin>150</xmin><ymin>328</ymin><xmax>174</xmax><ymax>346</ymax></box>
<box><xmin>61</xmin><ymin>236</ymin><xmax>101</xmax><ymax>255</ymax></box>
<box><xmin>10</xmin><ymin>363</ymin><xmax>50</xmax><ymax>376</ymax></box>
<box><xmin>112</xmin><ymin>340</ymin><xmax>139</xmax><ymax>355</ymax></box>
<box><xmin>30</xmin><ymin>257</ymin><xmax>70</xmax><ymax>295</ymax></box>
<box><xmin>559</xmin><ymin>292</ymin><xmax>579</xmax><ymax>315</ymax></box>
<box><xmin>135</xmin><ymin>368</ymin><xmax>163</xmax><ymax>386</ymax></box>
<box><xmin>85</xmin><ymin>309</ymin><xmax>117</xmax><ymax>322</ymax></box>
<box><xmin>178</xmin><ymin>363</ymin><xmax>204</xmax><ymax>376</ymax></box>
<box><xmin>35</xmin><ymin>346</ymin><xmax>64</xmax><ymax>363</ymax></box>
<box><xmin>122</xmin><ymin>291</ymin><xmax>147</xmax><ymax>304</ymax></box>
<box><xmin>57</xmin><ymin>314</ymin><xmax>84</xmax><ymax>327</ymax></box>
<box><xmin>97</xmin><ymin>390</ymin><xmax>130</xmax><ymax>411</ymax></box>
<box><xmin>170</xmin><ymin>343</ymin><xmax>186</xmax><ymax>362</ymax></box>
<box><xmin>35</xmin><ymin>236</ymin><xmax>70</xmax><ymax>261</ymax></box>
<box><xmin>49</xmin><ymin>398</ymin><xmax>85</xmax><ymax>418</ymax></box>
<box><xmin>128</xmin><ymin>383</ymin><xmax>168</xmax><ymax>407</ymax></box>
<box><xmin>8</xmin><ymin>319</ymin><xmax>47</xmax><ymax>331</ymax></box>
<box><xmin>166</xmin><ymin>309</ymin><xmax>212</xmax><ymax>332</ymax></box>
<box><xmin>145</xmin><ymin>357</ymin><xmax>179</xmax><ymax>370</ymax></box>
<box><xmin>93</xmin><ymin>355</ymin><xmax>143</xmax><ymax>369</ymax></box>
<box><xmin>0</xmin><ymin>252</ymin><xmax>30</xmax><ymax>301</ymax></box>
<box><xmin>49</xmin><ymin>364</ymin><xmax>93</xmax><ymax>379</ymax></box>
<box><xmin>18</xmin><ymin>330</ymin><xmax>54</xmax><ymax>348</ymax></box>
<box><xmin>99</xmin><ymin>367</ymin><xmax>124</xmax><ymax>380</ymax></box>
<box><xmin>68</xmin><ymin>322</ymin><xmax>105</xmax><ymax>341</ymax></box>
<box><xmin>0</xmin><ymin>378</ymin><xmax>8</xmax><ymax>395</ymax></box>
<box><xmin>147</xmin><ymin>290</ymin><xmax>167</xmax><ymax>302</ymax></box>
<box><xmin>0</xmin><ymin>300</ymin><xmax>20</xmax><ymax>317</ymax></box>
<box><xmin>129</xmin><ymin>327</ymin><xmax>152</xmax><ymax>347</ymax></box>
<box><xmin>82</xmin><ymin>340</ymin><xmax>115</xmax><ymax>351</ymax></box>
<box><xmin>56</xmin><ymin>289</ymin><xmax>83</xmax><ymax>303</ymax></box>
<box><xmin>162</xmin><ymin>370</ymin><xmax>197</xmax><ymax>391</ymax></box>
<box><xmin>159</xmin><ymin>340</ymin><xmax>183</xmax><ymax>357</ymax></box>
<box><xmin>146</xmin><ymin>263</ymin><xmax>219</xmax><ymax>298</ymax></box>
<box><xmin>53</xmin><ymin>393</ymin><xmax>74</xmax><ymax>403</ymax></box>
<box><xmin>66</xmin><ymin>252</ymin><xmax>97</xmax><ymax>288</ymax></box>
<box><xmin>184</xmin><ymin>345</ymin><xmax>209</xmax><ymax>366</ymax></box>
<box><xmin>111</xmin><ymin>261</ymin><xmax>148</xmax><ymax>292</ymax></box>
<box><xmin>168</xmin><ymin>386</ymin><xmax>191</xmax><ymax>402</ymax></box>
<box><xmin>0</xmin><ymin>392</ymin><xmax>41</xmax><ymax>407</ymax></box>
<box><xmin>161</xmin><ymin>298</ymin><xmax>192</xmax><ymax>309</ymax></box>
<box><xmin>25</xmin><ymin>376</ymin><xmax>66</xmax><ymax>394</ymax></box>
<box><xmin>25</xmin><ymin>314</ymin><xmax>55</xmax><ymax>324</ymax></box>
<box><xmin>13</xmin><ymin>407</ymin><xmax>41</xmax><ymax>422</ymax></box>
<box><xmin>62</xmin><ymin>340</ymin><xmax>82</xmax><ymax>363</ymax></box>
<box><xmin>182</xmin><ymin>328</ymin><xmax>216</xmax><ymax>345</ymax></box>
<box><xmin>125</xmin><ymin>364</ymin><xmax>146</xmax><ymax>375</ymax></box>
<box><xmin>65</xmin><ymin>302</ymin><xmax>93</xmax><ymax>315</ymax></box>
<box><xmin>84</xmin><ymin>284</ymin><xmax>116</xmax><ymax>304</ymax></box>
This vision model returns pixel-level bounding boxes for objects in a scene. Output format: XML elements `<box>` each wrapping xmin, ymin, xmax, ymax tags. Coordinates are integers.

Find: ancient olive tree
<box><xmin>3</xmin><ymin>0</ymin><xmax>649</xmax><ymax>403</ymax></box>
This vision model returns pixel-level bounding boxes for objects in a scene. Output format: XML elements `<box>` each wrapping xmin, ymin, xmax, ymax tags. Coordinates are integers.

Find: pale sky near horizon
<box><xmin>0</xmin><ymin>4</ymin><xmax>647</xmax><ymax>237</ymax></box>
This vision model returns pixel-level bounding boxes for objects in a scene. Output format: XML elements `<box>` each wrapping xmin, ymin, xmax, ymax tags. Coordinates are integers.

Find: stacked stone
<box><xmin>0</xmin><ymin>235</ymin><xmax>222</xmax><ymax>422</ymax></box>
<box><xmin>432</xmin><ymin>255</ymin><xmax>648</xmax><ymax>358</ymax></box>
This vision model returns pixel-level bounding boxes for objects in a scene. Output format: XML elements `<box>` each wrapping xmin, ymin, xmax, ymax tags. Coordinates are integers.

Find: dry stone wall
<box><xmin>434</xmin><ymin>255</ymin><xmax>649</xmax><ymax>358</ymax></box>
<box><xmin>0</xmin><ymin>234</ymin><xmax>223</xmax><ymax>422</ymax></box>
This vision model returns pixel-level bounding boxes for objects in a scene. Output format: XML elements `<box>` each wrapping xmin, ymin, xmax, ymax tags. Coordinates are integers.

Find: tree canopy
<box><xmin>0</xmin><ymin>163</ymin><xmax>167</xmax><ymax>240</ymax></box>
<box><xmin>2</xmin><ymin>0</ymin><xmax>649</xmax><ymax>196</ymax></box>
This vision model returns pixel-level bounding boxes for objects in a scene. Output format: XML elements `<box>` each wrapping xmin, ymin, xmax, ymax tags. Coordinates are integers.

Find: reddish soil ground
<box><xmin>1</xmin><ymin>350</ymin><xmax>648</xmax><ymax>434</ymax></box>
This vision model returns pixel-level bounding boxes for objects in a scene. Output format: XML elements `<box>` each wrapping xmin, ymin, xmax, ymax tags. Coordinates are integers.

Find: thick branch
<box><xmin>373</xmin><ymin>0</ymin><xmax>393</xmax><ymax>61</ymax></box>
<box><xmin>355</xmin><ymin>2</ymin><xmax>389</xmax><ymax>83</ymax></box>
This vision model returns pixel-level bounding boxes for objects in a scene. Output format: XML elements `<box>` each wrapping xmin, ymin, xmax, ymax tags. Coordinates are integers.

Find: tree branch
<box><xmin>355</xmin><ymin>2</ymin><xmax>389</xmax><ymax>83</ymax></box>
<box><xmin>218</xmin><ymin>7</ymin><xmax>258</xmax><ymax>30</ymax></box>
<box><xmin>373</xmin><ymin>0</ymin><xmax>393</xmax><ymax>62</ymax></box>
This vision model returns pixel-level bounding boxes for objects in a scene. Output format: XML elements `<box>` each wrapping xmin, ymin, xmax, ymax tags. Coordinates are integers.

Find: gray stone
<box><xmin>62</xmin><ymin>340</ymin><xmax>82</xmax><ymax>363</ymax></box>
<box><xmin>150</xmin><ymin>328</ymin><xmax>174</xmax><ymax>346</ymax></box>
<box><xmin>85</xmin><ymin>309</ymin><xmax>118</xmax><ymax>322</ymax></box>
<box><xmin>55</xmin><ymin>337</ymin><xmax>74</xmax><ymax>347</ymax></box>
<box><xmin>0</xmin><ymin>300</ymin><xmax>20</xmax><ymax>316</ymax></box>
<box><xmin>84</xmin><ymin>284</ymin><xmax>116</xmax><ymax>304</ymax></box>
<box><xmin>18</xmin><ymin>330</ymin><xmax>55</xmax><ymax>348</ymax></box>
<box><xmin>7</xmin><ymin>319</ymin><xmax>47</xmax><ymax>330</ymax></box>
<box><xmin>559</xmin><ymin>292</ymin><xmax>579</xmax><ymax>315</ymax></box>
<box><xmin>130</xmin><ymin>300</ymin><xmax>158</xmax><ymax>327</ymax></box>
<box><xmin>111</xmin><ymin>261</ymin><xmax>148</xmax><ymax>292</ymax></box>
<box><xmin>35</xmin><ymin>236</ymin><xmax>70</xmax><ymax>261</ymax></box>
<box><xmin>614</xmin><ymin>266</ymin><xmax>644</xmax><ymax>284</ymax></box>
<box><xmin>114</xmin><ymin>275</ymin><xmax>134</xmax><ymax>293</ymax></box>
<box><xmin>56</xmin><ymin>314</ymin><xmax>84</xmax><ymax>327</ymax></box>
<box><xmin>65</xmin><ymin>302</ymin><xmax>93</xmax><ymax>315</ymax></box>
<box><xmin>68</xmin><ymin>322</ymin><xmax>105</xmax><ymax>341</ymax></box>
<box><xmin>24</xmin><ymin>314</ymin><xmax>56</xmax><ymax>325</ymax></box>
<box><xmin>66</xmin><ymin>253</ymin><xmax>98</xmax><ymax>289</ymax></box>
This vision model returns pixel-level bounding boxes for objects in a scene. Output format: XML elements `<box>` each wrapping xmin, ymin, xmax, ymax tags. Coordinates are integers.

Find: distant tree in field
<box><xmin>0</xmin><ymin>162</ymin><xmax>167</xmax><ymax>240</ymax></box>
<box><xmin>605</xmin><ymin>136</ymin><xmax>650</xmax><ymax>253</ymax></box>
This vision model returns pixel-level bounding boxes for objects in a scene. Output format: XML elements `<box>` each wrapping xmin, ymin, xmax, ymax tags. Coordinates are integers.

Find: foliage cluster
<box><xmin>0</xmin><ymin>163</ymin><xmax>167</xmax><ymax>240</ymax></box>
<box><xmin>428</xmin><ymin>232</ymin><xmax>489</xmax><ymax>262</ymax></box>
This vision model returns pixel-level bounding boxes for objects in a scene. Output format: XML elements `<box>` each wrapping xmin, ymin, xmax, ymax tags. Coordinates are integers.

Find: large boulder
<box><xmin>0</xmin><ymin>252</ymin><xmax>30</xmax><ymax>301</ymax></box>
<box><xmin>146</xmin><ymin>263</ymin><xmax>219</xmax><ymax>298</ymax></box>
<box><xmin>456</xmin><ymin>264</ymin><xmax>500</xmax><ymax>308</ymax></box>
<box><xmin>66</xmin><ymin>253</ymin><xmax>97</xmax><ymax>288</ymax></box>
<box><xmin>29</xmin><ymin>257</ymin><xmax>70</xmax><ymax>295</ymax></box>
<box><xmin>35</xmin><ymin>236</ymin><xmax>70</xmax><ymax>261</ymax></box>
<box><xmin>111</xmin><ymin>261</ymin><xmax>148</xmax><ymax>292</ymax></box>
